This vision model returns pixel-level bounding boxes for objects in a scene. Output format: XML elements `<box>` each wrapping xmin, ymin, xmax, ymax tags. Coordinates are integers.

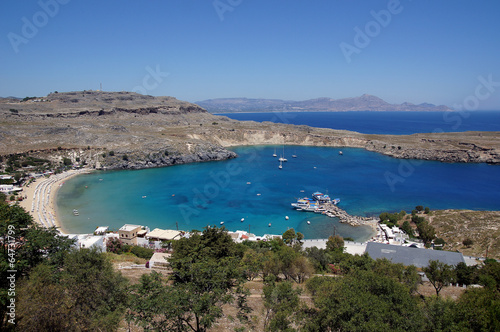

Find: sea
<box><xmin>56</xmin><ymin>111</ymin><xmax>500</xmax><ymax>241</ymax></box>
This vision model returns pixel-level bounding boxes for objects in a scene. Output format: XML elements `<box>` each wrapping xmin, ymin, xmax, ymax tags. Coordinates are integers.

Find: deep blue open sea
<box><xmin>218</xmin><ymin>111</ymin><xmax>500</xmax><ymax>135</ymax></box>
<box><xmin>57</xmin><ymin>111</ymin><xmax>500</xmax><ymax>240</ymax></box>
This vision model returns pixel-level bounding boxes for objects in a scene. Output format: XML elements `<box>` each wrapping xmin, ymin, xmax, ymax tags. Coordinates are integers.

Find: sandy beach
<box><xmin>19</xmin><ymin>168</ymin><xmax>91</xmax><ymax>234</ymax></box>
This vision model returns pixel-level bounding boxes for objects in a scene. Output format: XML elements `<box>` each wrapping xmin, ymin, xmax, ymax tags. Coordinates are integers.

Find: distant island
<box><xmin>195</xmin><ymin>94</ymin><xmax>453</xmax><ymax>113</ymax></box>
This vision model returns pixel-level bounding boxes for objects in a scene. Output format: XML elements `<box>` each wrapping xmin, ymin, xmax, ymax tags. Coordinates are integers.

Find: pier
<box><xmin>292</xmin><ymin>192</ymin><xmax>378</xmax><ymax>228</ymax></box>
<box><xmin>321</xmin><ymin>202</ymin><xmax>378</xmax><ymax>227</ymax></box>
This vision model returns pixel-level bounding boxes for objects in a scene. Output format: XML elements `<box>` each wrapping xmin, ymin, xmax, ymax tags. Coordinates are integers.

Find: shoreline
<box><xmin>18</xmin><ymin>152</ymin><xmax>497</xmax><ymax>240</ymax></box>
<box><xmin>20</xmin><ymin>168</ymin><xmax>92</xmax><ymax>234</ymax></box>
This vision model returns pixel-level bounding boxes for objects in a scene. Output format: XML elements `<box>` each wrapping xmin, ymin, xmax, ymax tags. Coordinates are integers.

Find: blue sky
<box><xmin>1</xmin><ymin>0</ymin><xmax>500</xmax><ymax>109</ymax></box>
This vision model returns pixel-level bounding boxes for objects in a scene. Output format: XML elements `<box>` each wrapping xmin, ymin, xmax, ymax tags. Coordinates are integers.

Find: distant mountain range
<box><xmin>196</xmin><ymin>94</ymin><xmax>453</xmax><ymax>113</ymax></box>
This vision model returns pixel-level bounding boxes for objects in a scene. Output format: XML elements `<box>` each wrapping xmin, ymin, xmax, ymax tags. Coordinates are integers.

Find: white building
<box><xmin>65</xmin><ymin>234</ymin><xmax>107</xmax><ymax>252</ymax></box>
<box><xmin>145</xmin><ymin>228</ymin><xmax>182</xmax><ymax>242</ymax></box>
<box><xmin>0</xmin><ymin>184</ymin><xmax>22</xmax><ymax>194</ymax></box>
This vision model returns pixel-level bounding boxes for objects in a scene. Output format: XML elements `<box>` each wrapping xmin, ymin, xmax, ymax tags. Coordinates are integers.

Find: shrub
<box><xmin>130</xmin><ymin>246</ymin><xmax>154</xmax><ymax>260</ymax></box>
<box><xmin>463</xmin><ymin>238</ymin><xmax>474</xmax><ymax>248</ymax></box>
<box><xmin>106</xmin><ymin>237</ymin><xmax>123</xmax><ymax>254</ymax></box>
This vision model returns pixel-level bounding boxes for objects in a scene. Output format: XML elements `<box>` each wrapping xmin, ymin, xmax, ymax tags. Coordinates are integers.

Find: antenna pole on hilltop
<box><xmin>100</xmin><ymin>82</ymin><xmax>102</xmax><ymax>91</ymax></box>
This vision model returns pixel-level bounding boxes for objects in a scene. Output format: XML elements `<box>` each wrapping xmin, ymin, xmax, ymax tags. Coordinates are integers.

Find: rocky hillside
<box><xmin>1</xmin><ymin>91</ymin><xmax>499</xmax><ymax>170</ymax></box>
<box><xmin>196</xmin><ymin>94</ymin><xmax>453</xmax><ymax>113</ymax></box>
<box><xmin>0</xmin><ymin>91</ymin><xmax>237</xmax><ymax>169</ymax></box>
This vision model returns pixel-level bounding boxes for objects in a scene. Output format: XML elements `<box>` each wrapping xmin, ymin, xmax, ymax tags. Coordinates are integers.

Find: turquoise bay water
<box><xmin>57</xmin><ymin>146</ymin><xmax>500</xmax><ymax>241</ymax></box>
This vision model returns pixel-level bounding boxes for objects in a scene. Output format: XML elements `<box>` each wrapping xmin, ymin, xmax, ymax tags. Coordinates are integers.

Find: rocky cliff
<box><xmin>1</xmin><ymin>91</ymin><xmax>499</xmax><ymax>170</ymax></box>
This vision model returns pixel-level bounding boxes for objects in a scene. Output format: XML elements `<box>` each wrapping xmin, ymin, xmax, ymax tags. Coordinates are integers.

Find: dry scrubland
<box><xmin>428</xmin><ymin>210</ymin><xmax>500</xmax><ymax>259</ymax></box>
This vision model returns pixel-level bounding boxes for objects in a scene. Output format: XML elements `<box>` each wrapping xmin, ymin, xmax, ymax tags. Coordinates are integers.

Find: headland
<box><xmin>1</xmin><ymin>91</ymin><xmax>499</xmax><ymax>250</ymax></box>
<box><xmin>1</xmin><ymin>91</ymin><xmax>499</xmax><ymax>170</ymax></box>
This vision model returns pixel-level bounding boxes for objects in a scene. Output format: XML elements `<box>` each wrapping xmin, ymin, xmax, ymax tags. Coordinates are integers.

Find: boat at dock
<box><xmin>290</xmin><ymin>191</ymin><xmax>375</xmax><ymax>227</ymax></box>
<box><xmin>291</xmin><ymin>197</ymin><xmax>314</xmax><ymax>209</ymax></box>
<box><xmin>312</xmin><ymin>192</ymin><xmax>331</xmax><ymax>203</ymax></box>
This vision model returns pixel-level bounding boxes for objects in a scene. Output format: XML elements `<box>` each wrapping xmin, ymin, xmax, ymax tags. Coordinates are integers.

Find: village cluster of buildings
<box><xmin>68</xmin><ymin>224</ymin><xmax>281</xmax><ymax>253</ymax></box>
<box><xmin>66</xmin><ymin>222</ymin><xmax>475</xmax><ymax>270</ymax></box>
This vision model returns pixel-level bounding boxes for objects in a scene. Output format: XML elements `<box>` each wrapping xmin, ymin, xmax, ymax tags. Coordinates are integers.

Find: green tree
<box><xmin>372</xmin><ymin>258</ymin><xmax>420</xmax><ymax>294</ymax></box>
<box><xmin>129</xmin><ymin>227</ymin><xmax>250</xmax><ymax>332</ymax></box>
<box><xmin>417</xmin><ymin>221</ymin><xmax>436</xmax><ymax>245</ymax></box>
<box><xmin>304</xmin><ymin>247</ymin><xmax>329</xmax><ymax>273</ymax></box>
<box><xmin>262</xmin><ymin>251</ymin><xmax>283</xmax><ymax>279</ymax></box>
<box><xmin>16</xmin><ymin>226</ymin><xmax>75</xmax><ymax>271</ymax></box>
<box><xmin>477</xmin><ymin>259</ymin><xmax>500</xmax><ymax>291</ymax></box>
<box><xmin>0</xmin><ymin>203</ymin><xmax>75</xmax><ymax>329</ymax></box>
<box><xmin>16</xmin><ymin>264</ymin><xmax>75</xmax><ymax>331</ymax></box>
<box><xmin>420</xmin><ymin>295</ymin><xmax>457</xmax><ymax>332</ymax></box>
<box><xmin>326</xmin><ymin>235</ymin><xmax>344</xmax><ymax>252</ymax></box>
<box><xmin>423</xmin><ymin>260</ymin><xmax>455</xmax><ymax>296</ymax></box>
<box><xmin>455</xmin><ymin>262</ymin><xmax>477</xmax><ymax>286</ymax></box>
<box><xmin>401</xmin><ymin>220</ymin><xmax>415</xmax><ymax>237</ymax></box>
<box><xmin>263</xmin><ymin>278</ymin><xmax>302</xmax><ymax>331</ymax></box>
<box><xmin>277</xmin><ymin>245</ymin><xmax>300</xmax><ymax>281</ymax></box>
<box><xmin>282</xmin><ymin>228</ymin><xmax>304</xmax><ymax>249</ymax></box>
<box><xmin>453</xmin><ymin>287</ymin><xmax>500</xmax><ymax>331</ymax></box>
<box><xmin>17</xmin><ymin>248</ymin><xmax>129</xmax><ymax>331</ymax></box>
<box><xmin>304</xmin><ymin>270</ymin><xmax>424</xmax><ymax>331</ymax></box>
<box><xmin>240</xmin><ymin>248</ymin><xmax>264</xmax><ymax>281</ymax></box>
<box><xmin>127</xmin><ymin>272</ymin><xmax>189</xmax><ymax>331</ymax></box>
<box><xmin>290</xmin><ymin>255</ymin><xmax>314</xmax><ymax>284</ymax></box>
<box><xmin>282</xmin><ymin>228</ymin><xmax>297</xmax><ymax>246</ymax></box>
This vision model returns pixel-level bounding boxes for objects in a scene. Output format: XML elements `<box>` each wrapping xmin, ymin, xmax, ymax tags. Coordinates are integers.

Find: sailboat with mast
<box><xmin>279</xmin><ymin>145</ymin><xmax>287</xmax><ymax>162</ymax></box>
<box><xmin>273</xmin><ymin>147</ymin><xmax>277</xmax><ymax>157</ymax></box>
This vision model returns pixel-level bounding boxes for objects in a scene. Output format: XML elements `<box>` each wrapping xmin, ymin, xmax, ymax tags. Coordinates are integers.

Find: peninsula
<box><xmin>1</xmin><ymin>91</ymin><xmax>499</xmax><ymax>168</ymax></box>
